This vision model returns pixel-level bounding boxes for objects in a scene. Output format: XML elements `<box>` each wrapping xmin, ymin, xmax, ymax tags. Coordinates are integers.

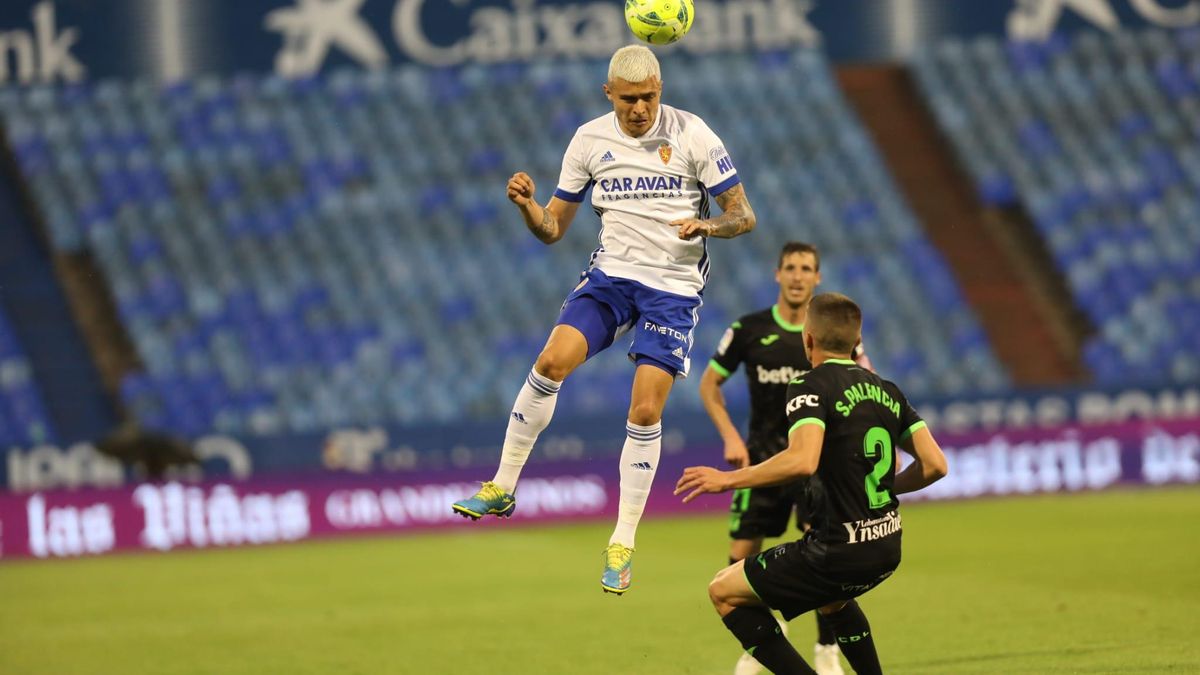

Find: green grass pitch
<box><xmin>2</xmin><ymin>487</ymin><xmax>1198</xmax><ymax>674</ymax></box>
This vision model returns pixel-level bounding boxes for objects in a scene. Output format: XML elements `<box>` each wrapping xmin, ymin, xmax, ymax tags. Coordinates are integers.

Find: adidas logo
<box><xmin>511</xmin><ymin>412</ymin><xmax>527</xmax><ymax>424</ymax></box>
<box><xmin>630</xmin><ymin>461</ymin><xmax>654</xmax><ymax>471</ymax></box>
<box><xmin>672</xmin><ymin>346</ymin><xmax>685</xmax><ymax>359</ymax></box>
<box><xmin>600</xmin><ymin>150</ymin><xmax>615</xmax><ymax>162</ymax></box>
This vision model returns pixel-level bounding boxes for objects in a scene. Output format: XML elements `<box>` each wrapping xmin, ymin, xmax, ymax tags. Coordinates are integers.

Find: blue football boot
<box><xmin>601</xmin><ymin>543</ymin><xmax>635</xmax><ymax>594</ymax></box>
<box><xmin>451</xmin><ymin>481</ymin><xmax>516</xmax><ymax>520</ymax></box>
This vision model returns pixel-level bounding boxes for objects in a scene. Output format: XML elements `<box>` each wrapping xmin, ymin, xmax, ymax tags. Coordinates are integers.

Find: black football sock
<box><xmin>815</xmin><ymin>611</ymin><xmax>836</xmax><ymax>646</ymax></box>
<box><xmin>823</xmin><ymin>600</ymin><xmax>882</xmax><ymax>675</ymax></box>
<box><xmin>722</xmin><ymin>607</ymin><xmax>815</xmax><ymax>675</ymax></box>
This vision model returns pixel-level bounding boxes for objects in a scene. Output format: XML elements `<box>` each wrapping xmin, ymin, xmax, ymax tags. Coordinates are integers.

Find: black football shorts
<box><xmin>728</xmin><ymin>443</ymin><xmax>822</xmax><ymax>539</ymax></box>
<box><xmin>742</xmin><ymin>536</ymin><xmax>901</xmax><ymax>620</ymax></box>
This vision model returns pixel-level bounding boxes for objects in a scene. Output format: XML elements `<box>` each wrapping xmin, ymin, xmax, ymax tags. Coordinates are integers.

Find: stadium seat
<box><xmin>0</xmin><ymin>50</ymin><xmax>1008</xmax><ymax>434</ymax></box>
<box><xmin>0</xmin><ymin>310</ymin><xmax>57</xmax><ymax>445</ymax></box>
<box><xmin>915</xmin><ymin>29</ymin><xmax>1200</xmax><ymax>385</ymax></box>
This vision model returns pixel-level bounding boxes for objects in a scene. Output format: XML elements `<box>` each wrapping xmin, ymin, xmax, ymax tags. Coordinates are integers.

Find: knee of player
<box><xmin>707</xmin><ymin>577</ymin><xmax>724</xmax><ymax>607</ymax></box>
<box><xmin>626</xmin><ymin>401</ymin><xmax>662</xmax><ymax>426</ymax></box>
<box><xmin>707</xmin><ymin>574</ymin><xmax>734</xmax><ymax>611</ymax></box>
<box><xmin>533</xmin><ymin>350</ymin><xmax>573</xmax><ymax>382</ymax></box>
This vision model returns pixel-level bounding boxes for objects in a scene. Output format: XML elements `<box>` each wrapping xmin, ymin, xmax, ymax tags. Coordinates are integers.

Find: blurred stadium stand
<box><xmin>0</xmin><ymin>165</ymin><xmax>115</xmax><ymax>445</ymax></box>
<box><xmin>0</xmin><ymin>49</ymin><xmax>1007</xmax><ymax>439</ymax></box>
<box><xmin>838</xmin><ymin>64</ymin><xmax>1084</xmax><ymax>386</ymax></box>
<box><xmin>914</xmin><ymin>29</ymin><xmax>1200</xmax><ymax>386</ymax></box>
<box><xmin>0</xmin><ymin>303</ymin><xmax>56</xmax><ymax>446</ymax></box>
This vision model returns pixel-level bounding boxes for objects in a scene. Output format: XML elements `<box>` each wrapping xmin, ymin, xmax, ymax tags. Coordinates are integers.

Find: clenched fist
<box><xmin>507</xmin><ymin>172</ymin><xmax>536</xmax><ymax>207</ymax></box>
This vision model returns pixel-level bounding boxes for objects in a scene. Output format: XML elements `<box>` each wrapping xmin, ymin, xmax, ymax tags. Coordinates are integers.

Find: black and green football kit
<box><xmin>743</xmin><ymin>359</ymin><xmax>926</xmax><ymax>620</ymax></box>
<box><xmin>709</xmin><ymin>305</ymin><xmax>817</xmax><ymax>540</ymax></box>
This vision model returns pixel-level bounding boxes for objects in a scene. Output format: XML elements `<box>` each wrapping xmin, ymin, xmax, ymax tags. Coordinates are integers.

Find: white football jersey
<box><xmin>553</xmin><ymin>104</ymin><xmax>740</xmax><ymax>297</ymax></box>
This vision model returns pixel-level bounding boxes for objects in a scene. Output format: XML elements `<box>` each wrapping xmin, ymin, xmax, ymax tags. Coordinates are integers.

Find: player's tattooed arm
<box><xmin>670</xmin><ymin>184</ymin><xmax>756</xmax><ymax>240</ymax></box>
<box><xmin>530</xmin><ymin>206</ymin><xmax>558</xmax><ymax>243</ymax></box>
<box><xmin>507</xmin><ymin>172</ymin><xmax>579</xmax><ymax>244</ymax></box>
<box><xmin>707</xmin><ymin>184</ymin><xmax>756</xmax><ymax>238</ymax></box>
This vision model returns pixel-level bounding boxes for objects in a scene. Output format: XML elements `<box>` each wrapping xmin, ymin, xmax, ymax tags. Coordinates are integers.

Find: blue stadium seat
<box><xmin>917</xmin><ymin>28</ymin><xmax>1200</xmax><ymax>385</ymax></box>
<box><xmin>0</xmin><ymin>49</ymin><xmax>1010</xmax><ymax>434</ymax></box>
<box><xmin>0</xmin><ymin>310</ymin><xmax>56</xmax><ymax>444</ymax></box>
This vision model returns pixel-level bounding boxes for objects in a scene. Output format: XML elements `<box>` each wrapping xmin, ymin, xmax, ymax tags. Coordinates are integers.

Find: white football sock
<box><xmin>491</xmin><ymin>368</ymin><xmax>560</xmax><ymax>493</ymax></box>
<box><xmin>733</xmin><ymin>651</ymin><xmax>764</xmax><ymax>675</ymax></box>
<box><xmin>608</xmin><ymin>421</ymin><xmax>662</xmax><ymax>548</ymax></box>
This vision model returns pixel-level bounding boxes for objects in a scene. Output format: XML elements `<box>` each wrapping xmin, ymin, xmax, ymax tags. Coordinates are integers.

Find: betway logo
<box><xmin>268</xmin><ymin>0</ymin><xmax>819</xmax><ymax>72</ymax></box>
<box><xmin>757</xmin><ymin>365</ymin><xmax>805</xmax><ymax>384</ymax></box>
<box><xmin>0</xmin><ymin>1</ymin><xmax>84</xmax><ymax>84</ymax></box>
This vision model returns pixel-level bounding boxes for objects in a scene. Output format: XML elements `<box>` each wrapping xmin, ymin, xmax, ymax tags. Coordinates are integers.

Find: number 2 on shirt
<box><xmin>862</xmin><ymin>426</ymin><xmax>893</xmax><ymax>509</ymax></box>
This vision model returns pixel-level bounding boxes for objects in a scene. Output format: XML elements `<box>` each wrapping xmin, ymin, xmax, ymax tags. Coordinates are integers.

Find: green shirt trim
<box><xmin>825</xmin><ymin>358</ymin><xmax>857</xmax><ymax>365</ymax></box>
<box><xmin>708</xmin><ymin>359</ymin><xmax>732</xmax><ymax>378</ymax></box>
<box><xmin>900</xmin><ymin>420</ymin><xmax>927</xmax><ymax>441</ymax></box>
<box><xmin>771</xmin><ymin>304</ymin><xmax>804</xmax><ymax>333</ymax></box>
<box><xmin>788</xmin><ymin>417</ymin><xmax>826</xmax><ymax>435</ymax></box>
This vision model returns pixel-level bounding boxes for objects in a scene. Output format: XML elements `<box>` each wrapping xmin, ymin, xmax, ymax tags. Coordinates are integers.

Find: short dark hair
<box><xmin>777</xmin><ymin>242</ymin><xmax>820</xmax><ymax>271</ymax></box>
<box><xmin>807</xmin><ymin>293</ymin><xmax>861</xmax><ymax>354</ymax></box>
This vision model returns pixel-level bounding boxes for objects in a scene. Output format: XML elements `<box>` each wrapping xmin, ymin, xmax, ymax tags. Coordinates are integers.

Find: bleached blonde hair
<box><xmin>607</xmin><ymin>45</ymin><xmax>661</xmax><ymax>83</ymax></box>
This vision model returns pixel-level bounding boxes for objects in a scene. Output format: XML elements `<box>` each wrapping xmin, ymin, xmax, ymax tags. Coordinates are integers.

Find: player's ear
<box><xmin>603</xmin><ymin>82</ymin><xmax>612</xmax><ymax>101</ymax></box>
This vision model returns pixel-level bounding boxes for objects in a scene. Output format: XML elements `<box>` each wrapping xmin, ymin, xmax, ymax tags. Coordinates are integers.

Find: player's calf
<box><xmin>710</xmin><ymin>562</ymin><xmax>813</xmax><ymax>674</ymax></box>
<box><xmin>819</xmin><ymin>600</ymin><xmax>881</xmax><ymax>675</ymax></box>
<box><xmin>733</xmin><ymin>614</ymin><xmax>789</xmax><ymax>675</ymax></box>
<box><xmin>722</xmin><ymin>606</ymin><xmax>814</xmax><ymax>675</ymax></box>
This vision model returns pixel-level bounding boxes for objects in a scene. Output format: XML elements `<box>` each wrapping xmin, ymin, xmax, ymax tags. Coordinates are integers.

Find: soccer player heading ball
<box><xmin>677</xmin><ymin>293</ymin><xmax>949</xmax><ymax>674</ymax></box>
<box><xmin>452</xmin><ymin>44</ymin><xmax>756</xmax><ymax>595</ymax></box>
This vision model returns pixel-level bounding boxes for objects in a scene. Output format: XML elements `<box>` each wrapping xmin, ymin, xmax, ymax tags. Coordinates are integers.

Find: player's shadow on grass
<box><xmin>893</xmin><ymin>643</ymin><xmax>1128</xmax><ymax>671</ymax></box>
